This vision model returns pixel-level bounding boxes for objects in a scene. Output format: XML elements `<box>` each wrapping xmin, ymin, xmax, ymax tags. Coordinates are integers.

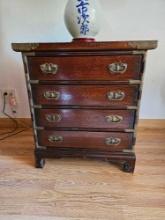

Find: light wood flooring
<box><xmin>0</xmin><ymin>123</ymin><xmax>165</xmax><ymax>220</ymax></box>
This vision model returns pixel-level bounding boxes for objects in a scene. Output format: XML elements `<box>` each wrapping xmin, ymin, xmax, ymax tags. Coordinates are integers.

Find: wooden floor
<box><xmin>0</xmin><ymin>125</ymin><xmax>165</xmax><ymax>220</ymax></box>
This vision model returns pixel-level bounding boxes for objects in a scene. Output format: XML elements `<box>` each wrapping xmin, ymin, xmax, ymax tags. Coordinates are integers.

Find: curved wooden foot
<box><xmin>108</xmin><ymin>153</ymin><xmax>136</xmax><ymax>173</ymax></box>
<box><xmin>35</xmin><ymin>157</ymin><xmax>45</xmax><ymax>168</ymax></box>
<box><xmin>122</xmin><ymin>160</ymin><xmax>135</xmax><ymax>173</ymax></box>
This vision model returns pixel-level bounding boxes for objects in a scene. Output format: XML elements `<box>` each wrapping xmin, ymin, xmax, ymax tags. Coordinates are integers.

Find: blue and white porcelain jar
<box><xmin>64</xmin><ymin>0</ymin><xmax>101</xmax><ymax>41</ymax></box>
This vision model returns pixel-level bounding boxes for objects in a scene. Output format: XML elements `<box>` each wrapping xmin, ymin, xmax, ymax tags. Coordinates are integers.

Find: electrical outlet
<box><xmin>0</xmin><ymin>89</ymin><xmax>18</xmax><ymax>114</ymax></box>
<box><xmin>1</xmin><ymin>89</ymin><xmax>15</xmax><ymax>98</ymax></box>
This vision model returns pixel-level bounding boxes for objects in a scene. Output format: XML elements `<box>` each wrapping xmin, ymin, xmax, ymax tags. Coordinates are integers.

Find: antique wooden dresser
<box><xmin>12</xmin><ymin>41</ymin><xmax>157</xmax><ymax>172</ymax></box>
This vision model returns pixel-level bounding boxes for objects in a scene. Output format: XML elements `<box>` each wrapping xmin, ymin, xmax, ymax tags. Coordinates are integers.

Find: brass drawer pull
<box><xmin>44</xmin><ymin>91</ymin><xmax>60</xmax><ymax>100</ymax></box>
<box><xmin>48</xmin><ymin>135</ymin><xmax>63</xmax><ymax>143</ymax></box>
<box><xmin>106</xmin><ymin>115</ymin><xmax>123</xmax><ymax>123</ymax></box>
<box><xmin>108</xmin><ymin>62</ymin><xmax>127</xmax><ymax>74</ymax></box>
<box><xmin>105</xmin><ymin>137</ymin><xmax>121</xmax><ymax>146</ymax></box>
<box><xmin>46</xmin><ymin>114</ymin><xmax>62</xmax><ymax>123</ymax></box>
<box><xmin>107</xmin><ymin>91</ymin><xmax>125</xmax><ymax>101</ymax></box>
<box><xmin>40</xmin><ymin>63</ymin><xmax>58</xmax><ymax>74</ymax></box>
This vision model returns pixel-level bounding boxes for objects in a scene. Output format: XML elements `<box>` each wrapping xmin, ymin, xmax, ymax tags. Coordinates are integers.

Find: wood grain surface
<box><xmin>35</xmin><ymin>109</ymin><xmax>135</xmax><ymax>130</ymax></box>
<box><xmin>12</xmin><ymin>40</ymin><xmax>158</xmax><ymax>52</ymax></box>
<box><xmin>28</xmin><ymin>55</ymin><xmax>142</xmax><ymax>81</ymax></box>
<box><xmin>0</xmin><ymin>121</ymin><xmax>164</xmax><ymax>219</ymax></box>
<box><xmin>37</xmin><ymin>130</ymin><xmax>133</xmax><ymax>150</ymax></box>
<box><xmin>32</xmin><ymin>84</ymin><xmax>138</xmax><ymax>108</ymax></box>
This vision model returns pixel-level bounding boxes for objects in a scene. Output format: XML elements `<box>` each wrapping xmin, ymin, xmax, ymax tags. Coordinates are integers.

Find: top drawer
<box><xmin>27</xmin><ymin>55</ymin><xmax>142</xmax><ymax>81</ymax></box>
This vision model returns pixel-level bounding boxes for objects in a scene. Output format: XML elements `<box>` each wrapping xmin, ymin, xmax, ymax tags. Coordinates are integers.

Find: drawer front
<box><xmin>35</xmin><ymin>109</ymin><xmax>135</xmax><ymax>130</ymax></box>
<box><xmin>28</xmin><ymin>55</ymin><xmax>142</xmax><ymax>81</ymax></box>
<box><xmin>32</xmin><ymin>85</ymin><xmax>138</xmax><ymax>107</ymax></box>
<box><xmin>37</xmin><ymin>130</ymin><xmax>133</xmax><ymax>151</ymax></box>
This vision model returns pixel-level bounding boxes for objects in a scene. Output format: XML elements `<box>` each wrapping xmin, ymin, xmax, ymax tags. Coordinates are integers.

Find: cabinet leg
<box><xmin>108</xmin><ymin>154</ymin><xmax>136</xmax><ymax>173</ymax></box>
<box><xmin>35</xmin><ymin>156</ymin><xmax>45</xmax><ymax>168</ymax></box>
<box><xmin>122</xmin><ymin>159</ymin><xmax>135</xmax><ymax>173</ymax></box>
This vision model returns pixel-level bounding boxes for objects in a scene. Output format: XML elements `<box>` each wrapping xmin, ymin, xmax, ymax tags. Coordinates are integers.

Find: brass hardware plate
<box><xmin>23</xmin><ymin>52</ymin><xmax>36</xmax><ymax>56</ymax></box>
<box><xmin>108</xmin><ymin>62</ymin><xmax>128</xmax><ymax>74</ymax></box>
<box><xmin>132</xmin><ymin>50</ymin><xmax>146</xmax><ymax>55</ymax></box>
<box><xmin>33</xmin><ymin>105</ymin><xmax>42</xmax><ymax>109</ymax></box>
<box><xmin>35</xmin><ymin>126</ymin><xmax>44</xmax><ymax>130</ymax></box>
<box><xmin>44</xmin><ymin>91</ymin><xmax>60</xmax><ymax>100</ymax></box>
<box><xmin>12</xmin><ymin>43</ymin><xmax>39</xmax><ymax>51</ymax></box>
<box><xmin>105</xmin><ymin>115</ymin><xmax>123</xmax><ymax>123</ymax></box>
<box><xmin>40</xmin><ymin>63</ymin><xmax>58</xmax><ymax>74</ymax></box>
<box><xmin>129</xmin><ymin>80</ymin><xmax>141</xmax><ymax>84</ymax></box>
<box><xmin>48</xmin><ymin>135</ymin><xmax>63</xmax><ymax>143</ymax></box>
<box><xmin>105</xmin><ymin>137</ymin><xmax>121</xmax><ymax>146</ymax></box>
<box><xmin>124</xmin><ymin>129</ymin><xmax>135</xmax><ymax>133</ymax></box>
<box><xmin>123</xmin><ymin>149</ymin><xmax>134</xmax><ymax>153</ymax></box>
<box><xmin>107</xmin><ymin>91</ymin><xmax>125</xmax><ymax>101</ymax></box>
<box><xmin>46</xmin><ymin>114</ymin><xmax>62</xmax><ymax>123</ymax></box>
<box><xmin>30</xmin><ymin>80</ymin><xmax>39</xmax><ymax>84</ymax></box>
<box><xmin>127</xmin><ymin>106</ymin><xmax>138</xmax><ymax>110</ymax></box>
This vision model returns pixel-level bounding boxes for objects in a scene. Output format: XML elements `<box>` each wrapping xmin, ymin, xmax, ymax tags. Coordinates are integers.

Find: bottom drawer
<box><xmin>37</xmin><ymin>130</ymin><xmax>134</xmax><ymax>151</ymax></box>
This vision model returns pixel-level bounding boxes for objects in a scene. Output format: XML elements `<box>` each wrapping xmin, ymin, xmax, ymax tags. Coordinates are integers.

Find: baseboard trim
<box><xmin>0</xmin><ymin>118</ymin><xmax>165</xmax><ymax>129</ymax></box>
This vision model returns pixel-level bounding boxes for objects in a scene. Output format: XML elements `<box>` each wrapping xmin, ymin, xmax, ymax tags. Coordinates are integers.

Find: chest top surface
<box><xmin>12</xmin><ymin>40</ymin><xmax>157</xmax><ymax>52</ymax></box>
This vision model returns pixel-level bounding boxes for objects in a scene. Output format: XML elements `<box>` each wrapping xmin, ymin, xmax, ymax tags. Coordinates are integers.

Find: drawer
<box><xmin>35</xmin><ymin>109</ymin><xmax>135</xmax><ymax>130</ymax></box>
<box><xmin>28</xmin><ymin>55</ymin><xmax>142</xmax><ymax>81</ymax></box>
<box><xmin>31</xmin><ymin>85</ymin><xmax>139</xmax><ymax>108</ymax></box>
<box><xmin>37</xmin><ymin>130</ymin><xmax>133</xmax><ymax>151</ymax></box>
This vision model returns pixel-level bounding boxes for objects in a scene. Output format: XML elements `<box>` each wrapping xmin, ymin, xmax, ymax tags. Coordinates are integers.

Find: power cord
<box><xmin>0</xmin><ymin>128</ymin><xmax>30</xmax><ymax>141</ymax></box>
<box><xmin>0</xmin><ymin>92</ymin><xmax>31</xmax><ymax>141</ymax></box>
<box><xmin>0</xmin><ymin>92</ymin><xmax>18</xmax><ymax>136</ymax></box>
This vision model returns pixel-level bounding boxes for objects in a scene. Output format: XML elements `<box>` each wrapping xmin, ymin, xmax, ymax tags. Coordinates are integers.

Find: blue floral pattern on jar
<box><xmin>76</xmin><ymin>0</ymin><xmax>90</xmax><ymax>35</ymax></box>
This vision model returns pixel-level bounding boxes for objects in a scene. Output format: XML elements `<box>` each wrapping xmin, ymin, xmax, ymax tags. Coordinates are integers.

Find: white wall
<box><xmin>0</xmin><ymin>0</ymin><xmax>165</xmax><ymax>119</ymax></box>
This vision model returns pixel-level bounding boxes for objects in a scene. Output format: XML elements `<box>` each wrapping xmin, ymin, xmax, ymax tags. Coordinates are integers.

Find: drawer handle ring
<box><xmin>48</xmin><ymin>135</ymin><xmax>63</xmax><ymax>143</ymax></box>
<box><xmin>107</xmin><ymin>91</ymin><xmax>125</xmax><ymax>101</ymax></box>
<box><xmin>108</xmin><ymin>62</ymin><xmax>127</xmax><ymax>74</ymax></box>
<box><xmin>46</xmin><ymin>114</ymin><xmax>62</xmax><ymax>123</ymax></box>
<box><xmin>105</xmin><ymin>137</ymin><xmax>121</xmax><ymax>146</ymax></box>
<box><xmin>40</xmin><ymin>63</ymin><xmax>58</xmax><ymax>74</ymax></box>
<box><xmin>106</xmin><ymin>115</ymin><xmax>123</xmax><ymax>123</ymax></box>
<box><xmin>44</xmin><ymin>91</ymin><xmax>60</xmax><ymax>100</ymax></box>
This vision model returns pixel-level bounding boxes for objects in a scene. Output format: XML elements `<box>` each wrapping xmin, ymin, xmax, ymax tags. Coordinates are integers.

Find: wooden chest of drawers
<box><xmin>12</xmin><ymin>41</ymin><xmax>157</xmax><ymax>172</ymax></box>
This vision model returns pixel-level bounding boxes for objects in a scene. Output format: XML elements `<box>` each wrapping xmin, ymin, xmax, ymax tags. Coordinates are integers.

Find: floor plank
<box><xmin>0</xmin><ymin>127</ymin><xmax>165</xmax><ymax>220</ymax></box>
